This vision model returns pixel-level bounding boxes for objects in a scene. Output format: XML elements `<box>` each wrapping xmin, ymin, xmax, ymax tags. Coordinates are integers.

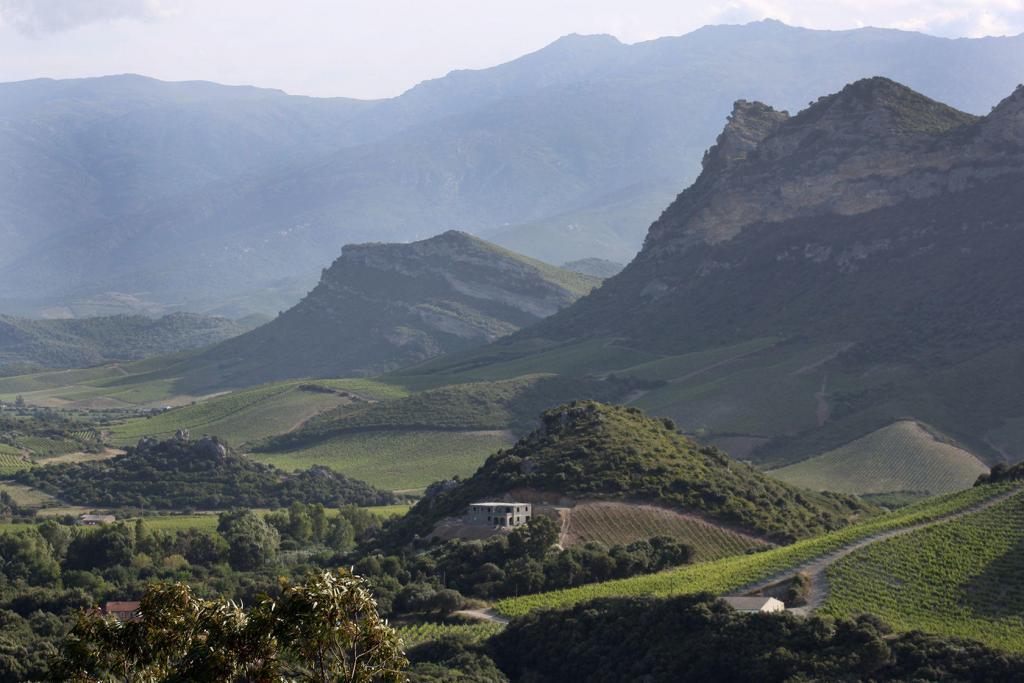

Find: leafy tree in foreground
<box><xmin>54</xmin><ymin>570</ymin><xmax>407</xmax><ymax>682</ymax></box>
<box><xmin>269</xmin><ymin>571</ymin><xmax>408</xmax><ymax>683</ymax></box>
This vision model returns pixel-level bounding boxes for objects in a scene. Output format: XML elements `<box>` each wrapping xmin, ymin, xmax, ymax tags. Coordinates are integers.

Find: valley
<box><xmin>3</xmin><ymin>18</ymin><xmax>1024</xmax><ymax>681</ymax></box>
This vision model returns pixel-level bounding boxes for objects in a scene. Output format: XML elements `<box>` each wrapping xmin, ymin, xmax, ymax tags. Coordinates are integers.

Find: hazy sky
<box><xmin>1</xmin><ymin>0</ymin><xmax>1022</xmax><ymax>98</ymax></box>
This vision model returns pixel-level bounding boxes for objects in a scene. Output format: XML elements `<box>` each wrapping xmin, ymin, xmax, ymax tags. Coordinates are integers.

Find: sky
<box><xmin>1</xmin><ymin>0</ymin><xmax>1022</xmax><ymax>99</ymax></box>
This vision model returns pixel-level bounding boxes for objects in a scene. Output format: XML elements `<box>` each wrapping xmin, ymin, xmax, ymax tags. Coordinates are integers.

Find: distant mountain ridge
<box><xmin>0</xmin><ymin>312</ymin><xmax>257</xmax><ymax>369</ymax></box>
<box><xmin>165</xmin><ymin>231</ymin><xmax>599</xmax><ymax>388</ymax></box>
<box><xmin>4</xmin><ymin>21</ymin><xmax>1024</xmax><ymax>315</ymax></box>
<box><xmin>421</xmin><ymin>78</ymin><xmax>1024</xmax><ymax>467</ymax></box>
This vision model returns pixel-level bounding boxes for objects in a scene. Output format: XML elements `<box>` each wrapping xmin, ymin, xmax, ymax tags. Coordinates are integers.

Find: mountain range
<box><xmin>412</xmin><ymin>77</ymin><xmax>1024</xmax><ymax>467</ymax></box>
<box><xmin>4</xmin><ymin>20</ymin><xmax>1024</xmax><ymax>317</ymax></box>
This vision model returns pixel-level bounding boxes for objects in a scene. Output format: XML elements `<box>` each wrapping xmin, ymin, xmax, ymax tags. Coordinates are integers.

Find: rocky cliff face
<box><xmin>643</xmin><ymin>78</ymin><xmax>1010</xmax><ymax>254</ymax></box>
<box><xmin>184</xmin><ymin>231</ymin><xmax>599</xmax><ymax>384</ymax></box>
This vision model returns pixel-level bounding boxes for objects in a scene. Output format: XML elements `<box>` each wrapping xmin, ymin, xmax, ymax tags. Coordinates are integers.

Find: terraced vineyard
<box><xmin>0</xmin><ymin>451</ymin><xmax>29</xmax><ymax>475</ymax></box>
<box><xmin>16</xmin><ymin>436</ymin><xmax>86</xmax><ymax>457</ymax></box>
<box><xmin>250</xmin><ymin>430</ymin><xmax>514</xmax><ymax>492</ymax></box>
<box><xmin>396</xmin><ymin>622</ymin><xmax>503</xmax><ymax>649</ymax></box>
<box><xmin>494</xmin><ymin>481</ymin><xmax>1020</xmax><ymax>618</ymax></box>
<box><xmin>769</xmin><ymin>421</ymin><xmax>988</xmax><ymax>495</ymax></box>
<box><xmin>821</xmin><ymin>489</ymin><xmax>1024</xmax><ymax>652</ymax></box>
<box><xmin>564</xmin><ymin>502</ymin><xmax>769</xmax><ymax>561</ymax></box>
<box><xmin>110</xmin><ymin>379</ymin><xmax>405</xmax><ymax>447</ymax></box>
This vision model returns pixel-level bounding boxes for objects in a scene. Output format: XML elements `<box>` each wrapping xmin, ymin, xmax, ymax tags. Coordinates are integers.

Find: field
<box><xmin>37</xmin><ymin>449</ymin><xmax>121</xmax><ymax>465</ymax></box>
<box><xmin>107</xmin><ymin>379</ymin><xmax>401</xmax><ymax>447</ymax></box>
<box><xmin>0</xmin><ymin>504</ymin><xmax>413</xmax><ymax>534</ymax></box>
<box><xmin>397</xmin><ymin>338</ymin><xmax>659</xmax><ymax>384</ymax></box>
<box><xmin>494</xmin><ymin>481</ymin><xmax>1019</xmax><ymax>617</ymax></box>
<box><xmin>0</xmin><ymin>356</ymin><xmax>192</xmax><ymax>408</ymax></box>
<box><xmin>563</xmin><ymin>502</ymin><xmax>769</xmax><ymax>561</ymax></box>
<box><xmin>0</xmin><ymin>442</ymin><xmax>22</xmax><ymax>455</ymax></box>
<box><xmin>17</xmin><ymin>435</ymin><xmax>85</xmax><ymax>457</ymax></box>
<box><xmin>617</xmin><ymin>337</ymin><xmax>781</xmax><ymax>382</ymax></box>
<box><xmin>769</xmin><ymin>421</ymin><xmax>989</xmax><ymax>495</ymax></box>
<box><xmin>250</xmin><ymin>430</ymin><xmax>514</xmax><ymax>491</ymax></box>
<box><xmin>0</xmin><ymin>452</ymin><xmax>30</xmax><ymax>475</ymax></box>
<box><xmin>821</xmin><ymin>489</ymin><xmax>1024</xmax><ymax>652</ymax></box>
<box><xmin>396</xmin><ymin>622</ymin><xmax>503</xmax><ymax>649</ymax></box>
<box><xmin>0</xmin><ymin>481</ymin><xmax>56</xmax><ymax>506</ymax></box>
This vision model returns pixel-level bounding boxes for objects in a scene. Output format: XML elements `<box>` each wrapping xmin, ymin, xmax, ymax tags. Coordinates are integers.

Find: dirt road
<box><xmin>734</xmin><ymin>486</ymin><xmax>1023</xmax><ymax>614</ymax></box>
<box><xmin>453</xmin><ymin>608</ymin><xmax>510</xmax><ymax>624</ymax></box>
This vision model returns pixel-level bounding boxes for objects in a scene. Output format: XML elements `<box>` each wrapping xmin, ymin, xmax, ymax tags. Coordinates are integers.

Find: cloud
<box><xmin>0</xmin><ymin>0</ymin><xmax>173</xmax><ymax>36</ymax></box>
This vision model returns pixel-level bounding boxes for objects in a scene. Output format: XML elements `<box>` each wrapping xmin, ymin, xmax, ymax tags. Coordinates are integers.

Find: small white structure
<box><xmin>467</xmin><ymin>502</ymin><xmax>532</xmax><ymax>527</ymax></box>
<box><xmin>722</xmin><ymin>596</ymin><xmax>786</xmax><ymax>613</ymax></box>
<box><xmin>79</xmin><ymin>514</ymin><xmax>116</xmax><ymax>526</ymax></box>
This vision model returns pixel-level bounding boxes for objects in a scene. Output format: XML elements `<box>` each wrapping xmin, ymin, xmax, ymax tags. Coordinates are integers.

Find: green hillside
<box><xmin>392</xmin><ymin>402</ymin><xmax>875</xmax><ymax>546</ymax></box>
<box><xmin>769</xmin><ymin>421</ymin><xmax>989</xmax><ymax>495</ymax></box>
<box><xmin>266</xmin><ymin>374</ymin><xmax>633</xmax><ymax>447</ymax></box>
<box><xmin>496</xmin><ymin>480</ymin><xmax>1018</xmax><ymax>618</ymax></box>
<box><xmin>253</xmin><ymin>375</ymin><xmax>631</xmax><ymax>491</ymax></box>
<box><xmin>0</xmin><ymin>354</ymin><xmax>207</xmax><ymax>408</ymax></box>
<box><xmin>822</xmin><ymin>488</ymin><xmax>1024</xmax><ymax>652</ymax></box>
<box><xmin>248</xmin><ymin>430</ymin><xmax>514</xmax><ymax>492</ymax></box>
<box><xmin>109</xmin><ymin>378</ymin><xmax>404</xmax><ymax>447</ymax></box>
<box><xmin>0</xmin><ymin>312</ymin><xmax>257</xmax><ymax>370</ymax></box>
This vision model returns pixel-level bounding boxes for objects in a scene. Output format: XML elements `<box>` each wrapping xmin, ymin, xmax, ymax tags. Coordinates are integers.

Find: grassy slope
<box><xmin>0</xmin><ymin>481</ymin><xmax>56</xmax><ymax>507</ymax></box>
<box><xmin>496</xmin><ymin>481</ymin><xmax>1019</xmax><ymax>617</ymax></box>
<box><xmin>564</xmin><ymin>502</ymin><xmax>770</xmax><ymax>562</ymax></box>
<box><xmin>248</xmin><ymin>430</ymin><xmax>515</xmax><ymax>492</ymax></box>
<box><xmin>0</xmin><ymin>354</ymin><xmax>200</xmax><ymax>407</ymax></box>
<box><xmin>822</xmin><ymin>489</ymin><xmax>1024</xmax><ymax>652</ymax></box>
<box><xmin>278</xmin><ymin>374</ymin><xmax>629</xmax><ymax>441</ymax></box>
<box><xmin>465</xmin><ymin>233</ymin><xmax>603</xmax><ymax>297</ymax></box>
<box><xmin>108</xmin><ymin>378</ymin><xmax>405</xmax><ymax>447</ymax></box>
<box><xmin>769</xmin><ymin>420</ymin><xmax>988</xmax><ymax>494</ymax></box>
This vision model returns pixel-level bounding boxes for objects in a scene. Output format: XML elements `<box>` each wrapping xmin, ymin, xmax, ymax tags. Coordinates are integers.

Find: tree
<box><xmin>55</xmin><ymin>582</ymin><xmax>278</xmax><ymax>682</ymax></box>
<box><xmin>288</xmin><ymin>502</ymin><xmax>313</xmax><ymax>544</ymax></box>
<box><xmin>65</xmin><ymin>524</ymin><xmax>135</xmax><ymax>571</ymax></box>
<box><xmin>325</xmin><ymin>516</ymin><xmax>356</xmax><ymax>554</ymax></box>
<box><xmin>55</xmin><ymin>572</ymin><xmax>407</xmax><ymax>682</ymax></box>
<box><xmin>217</xmin><ymin>509</ymin><xmax>279</xmax><ymax>570</ymax></box>
<box><xmin>0</xmin><ymin>529</ymin><xmax>60</xmax><ymax>585</ymax></box>
<box><xmin>269</xmin><ymin>570</ymin><xmax>408</xmax><ymax>683</ymax></box>
<box><xmin>508</xmin><ymin>515</ymin><xmax>559</xmax><ymax>560</ymax></box>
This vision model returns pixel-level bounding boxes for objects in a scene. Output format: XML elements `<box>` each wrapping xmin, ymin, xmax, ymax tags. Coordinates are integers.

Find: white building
<box><xmin>721</xmin><ymin>596</ymin><xmax>786</xmax><ymax>613</ymax></box>
<box><xmin>79</xmin><ymin>514</ymin><xmax>116</xmax><ymax>526</ymax></box>
<box><xmin>467</xmin><ymin>502</ymin><xmax>532</xmax><ymax>527</ymax></box>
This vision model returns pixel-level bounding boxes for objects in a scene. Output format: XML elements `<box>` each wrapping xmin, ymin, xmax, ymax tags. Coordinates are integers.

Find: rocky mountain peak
<box><xmin>792</xmin><ymin>76</ymin><xmax>975</xmax><ymax>136</ymax></box>
<box><xmin>701</xmin><ymin>99</ymin><xmax>789</xmax><ymax>173</ymax></box>
<box><xmin>641</xmin><ymin>78</ymin><xmax>992</xmax><ymax>252</ymax></box>
<box><xmin>976</xmin><ymin>84</ymin><xmax>1024</xmax><ymax>146</ymax></box>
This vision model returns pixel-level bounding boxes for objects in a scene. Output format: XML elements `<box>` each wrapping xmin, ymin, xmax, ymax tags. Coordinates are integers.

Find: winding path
<box><xmin>734</xmin><ymin>486</ymin><xmax>1024</xmax><ymax>615</ymax></box>
<box><xmin>453</xmin><ymin>608</ymin><xmax>509</xmax><ymax>624</ymax></box>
